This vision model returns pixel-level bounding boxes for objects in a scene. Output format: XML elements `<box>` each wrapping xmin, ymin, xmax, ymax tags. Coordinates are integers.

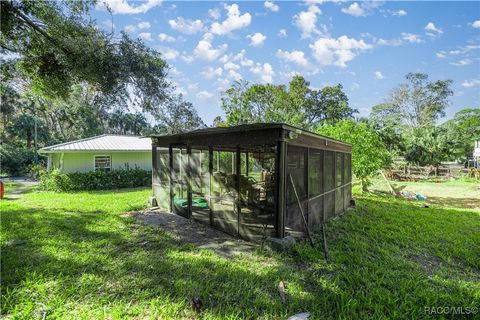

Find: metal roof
<box><xmin>38</xmin><ymin>135</ymin><xmax>152</xmax><ymax>153</ymax></box>
<box><xmin>151</xmin><ymin>123</ymin><xmax>351</xmax><ymax>147</ymax></box>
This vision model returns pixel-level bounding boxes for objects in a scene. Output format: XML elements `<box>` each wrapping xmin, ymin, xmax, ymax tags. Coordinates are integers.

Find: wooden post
<box><xmin>151</xmin><ymin>143</ymin><xmax>157</xmax><ymax>197</ymax></box>
<box><xmin>305</xmin><ymin>147</ymin><xmax>309</xmax><ymax>227</ymax></box>
<box><xmin>236</xmin><ymin>145</ymin><xmax>241</xmax><ymax>236</ymax></box>
<box><xmin>275</xmin><ymin>140</ymin><xmax>286</xmax><ymax>238</ymax></box>
<box><xmin>209</xmin><ymin>146</ymin><xmax>213</xmax><ymax>226</ymax></box>
<box><xmin>168</xmin><ymin>146</ymin><xmax>174</xmax><ymax>213</ymax></box>
<box><xmin>187</xmin><ymin>146</ymin><xmax>192</xmax><ymax>219</ymax></box>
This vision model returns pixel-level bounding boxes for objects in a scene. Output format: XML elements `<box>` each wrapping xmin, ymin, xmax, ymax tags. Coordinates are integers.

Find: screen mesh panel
<box><xmin>239</xmin><ymin>149</ymin><xmax>276</xmax><ymax>241</ymax></box>
<box><xmin>172</xmin><ymin>148</ymin><xmax>189</xmax><ymax>218</ymax></box>
<box><xmin>308</xmin><ymin>149</ymin><xmax>324</xmax><ymax>230</ymax></box>
<box><xmin>286</xmin><ymin>146</ymin><xmax>307</xmax><ymax>234</ymax></box>
<box><xmin>153</xmin><ymin>148</ymin><xmax>170</xmax><ymax>210</ymax></box>
<box><xmin>190</xmin><ymin>149</ymin><xmax>211</xmax><ymax>225</ymax></box>
<box><xmin>211</xmin><ymin>150</ymin><xmax>238</xmax><ymax>236</ymax></box>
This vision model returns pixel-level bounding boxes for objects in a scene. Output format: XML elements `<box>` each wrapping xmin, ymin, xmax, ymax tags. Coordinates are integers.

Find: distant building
<box><xmin>38</xmin><ymin>135</ymin><xmax>152</xmax><ymax>173</ymax></box>
<box><xmin>474</xmin><ymin>139</ymin><xmax>480</xmax><ymax>167</ymax></box>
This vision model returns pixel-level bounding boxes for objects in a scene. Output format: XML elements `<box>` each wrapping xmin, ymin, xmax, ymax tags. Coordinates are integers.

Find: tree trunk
<box><xmin>26</xmin><ymin>130</ymin><xmax>32</xmax><ymax>148</ymax></box>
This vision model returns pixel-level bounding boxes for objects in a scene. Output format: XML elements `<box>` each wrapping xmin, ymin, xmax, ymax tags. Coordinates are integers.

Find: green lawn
<box><xmin>1</xmin><ymin>182</ymin><xmax>479</xmax><ymax>319</ymax></box>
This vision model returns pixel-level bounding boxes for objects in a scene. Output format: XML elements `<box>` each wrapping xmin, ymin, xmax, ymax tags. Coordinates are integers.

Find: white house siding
<box><xmin>49</xmin><ymin>152</ymin><xmax>151</xmax><ymax>173</ymax></box>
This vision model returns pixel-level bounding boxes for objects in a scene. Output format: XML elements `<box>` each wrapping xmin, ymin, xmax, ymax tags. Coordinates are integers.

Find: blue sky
<box><xmin>93</xmin><ymin>1</ymin><xmax>480</xmax><ymax>125</ymax></box>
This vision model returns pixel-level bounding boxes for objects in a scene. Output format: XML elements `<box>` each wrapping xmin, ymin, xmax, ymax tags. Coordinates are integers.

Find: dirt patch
<box><xmin>133</xmin><ymin>209</ymin><xmax>257</xmax><ymax>258</ymax></box>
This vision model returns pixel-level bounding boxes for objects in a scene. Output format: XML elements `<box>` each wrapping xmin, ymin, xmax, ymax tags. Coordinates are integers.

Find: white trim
<box><xmin>93</xmin><ymin>155</ymin><xmax>112</xmax><ymax>172</ymax></box>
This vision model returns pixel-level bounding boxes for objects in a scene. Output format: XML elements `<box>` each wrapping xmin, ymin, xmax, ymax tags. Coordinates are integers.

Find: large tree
<box><xmin>1</xmin><ymin>0</ymin><xmax>169</xmax><ymax>112</ymax></box>
<box><xmin>153</xmin><ymin>94</ymin><xmax>206</xmax><ymax>134</ymax></box>
<box><xmin>221</xmin><ymin>76</ymin><xmax>356</xmax><ymax>129</ymax></box>
<box><xmin>441</xmin><ymin>108</ymin><xmax>480</xmax><ymax>159</ymax></box>
<box><xmin>372</xmin><ymin>73</ymin><xmax>453</xmax><ymax>131</ymax></box>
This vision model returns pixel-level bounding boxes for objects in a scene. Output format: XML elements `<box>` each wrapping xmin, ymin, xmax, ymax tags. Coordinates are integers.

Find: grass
<box><xmin>1</xmin><ymin>182</ymin><xmax>479</xmax><ymax>319</ymax></box>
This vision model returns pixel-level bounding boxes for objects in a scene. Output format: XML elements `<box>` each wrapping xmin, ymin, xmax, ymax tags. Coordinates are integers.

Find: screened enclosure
<box><xmin>151</xmin><ymin>123</ymin><xmax>352</xmax><ymax>241</ymax></box>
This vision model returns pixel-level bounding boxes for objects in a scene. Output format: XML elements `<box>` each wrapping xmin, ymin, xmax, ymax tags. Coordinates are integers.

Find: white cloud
<box><xmin>247</xmin><ymin>32</ymin><xmax>267</xmax><ymax>47</ymax></box>
<box><xmin>377</xmin><ymin>32</ymin><xmax>422</xmax><ymax>46</ymax></box>
<box><xmin>124</xmin><ymin>24</ymin><xmax>137</xmax><ymax>33</ymax></box>
<box><xmin>208</xmin><ymin>8</ymin><xmax>221</xmax><ymax>20</ymax></box>
<box><xmin>392</xmin><ymin>9</ymin><xmax>407</xmax><ymax>16</ymax></box>
<box><xmin>181</xmin><ymin>55</ymin><xmax>194</xmax><ymax>64</ymax></box>
<box><xmin>250</xmin><ymin>63</ymin><xmax>274</xmax><ymax>83</ymax></box>
<box><xmin>193</xmin><ymin>33</ymin><xmax>228</xmax><ymax>61</ymax></box>
<box><xmin>293</xmin><ymin>4</ymin><xmax>322</xmax><ymax>38</ymax></box>
<box><xmin>264</xmin><ymin>1</ymin><xmax>279</xmax><ymax>12</ymax></box>
<box><xmin>159</xmin><ymin>47</ymin><xmax>179</xmax><ymax>60</ymax></box>
<box><xmin>450</xmin><ymin>59</ymin><xmax>472</xmax><ymax>66</ymax></box>
<box><xmin>219</xmin><ymin>50</ymin><xmax>254</xmax><ymax>68</ymax></box>
<box><xmin>341</xmin><ymin>2</ymin><xmax>365</xmax><ymax>17</ymax></box>
<box><xmin>374</xmin><ymin>71</ymin><xmax>384</xmax><ymax>80</ymax></box>
<box><xmin>276</xmin><ymin>49</ymin><xmax>311</xmax><ymax>68</ymax></box>
<box><xmin>401</xmin><ymin>33</ymin><xmax>422</xmax><ymax>43</ymax></box>
<box><xmin>278</xmin><ymin>29</ymin><xmax>287</xmax><ymax>38</ymax></box>
<box><xmin>201</xmin><ymin>67</ymin><xmax>223</xmax><ymax>79</ymax></box>
<box><xmin>97</xmin><ymin>0</ymin><xmax>162</xmax><ymax>14</ymax></box>
<box><xmin>169</xmin><ymin>17</ymin><xmax>204</xmax><ymax>34</ymax></box>
<box><xmin>224</xmin><ymin>61</ymin><xmax>240</xmax><ymax>70</ymax></box>
<box><xmin>124</xmin><ymin>21</ymin><xmax>152</xmax><ymax>33</ymax></box>
<box><xmin>461</xmin><ymin>79</ymin><xmax>480</xmax><ymax>88</ymax></box>
<box><xmin>211</xmin><ymin>4</ymin><xmax>251</xmax><ymax>35</ymax></box>
<box><xmin>138</xmin><ymin>21</ymin><xmax>151</xmax><ymax>29</ymax></box>
<box><xmin>138</xmin><ymin>32</ymin><xmax>152</xmax><ymax>41</ymax></box>
<box><xmin>158</xmin><ymin>33</ymin><xmax>175</xmax><ymax>42</ymax></box>
<box><xmin>227</xmin><ymin>69</ymin><xmax>243</xmax><ymax>81</ymax></box>
<box><xmin>425</xmin><ymin>22</ymin><xmax>443</xmax><ymax>37</ymax></box>
<box><xmin>472</xmin><ymin>20</ymin><xmax>480</xmax><ymax>28</ymax></box>
<box><xmin>341</xmin><ymin>2</ymin><xmax>384</xmax><ymax>17</ymax></box>
<box><xmin>310</xmin><ymin>35</ymin><xmax>372</xmax><ymax>67</ymax></box>
<box><xmin>435</xmin><ymin>44</ymin><xmax>479</xmax><ymax>62</ymax></box>
<box><xmin>234</xmin><ymin>50</ymin><xmax>254</xmax><ymax>66</ymax></box>
<box><xmin>197</xmin><ymin>90</ymin><xmax>215</xmax><ymax>100</ymax></box>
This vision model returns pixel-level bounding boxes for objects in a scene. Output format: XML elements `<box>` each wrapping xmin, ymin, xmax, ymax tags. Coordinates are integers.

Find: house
<box><xmin>38</xmin><ymin>135</ymin><xmax>152</xmax><ymax>173</ymax></box>
<box><xmin>150</xmin><ymin>123</ymin><xmax>352</xmax><ymax>242</ymax></box>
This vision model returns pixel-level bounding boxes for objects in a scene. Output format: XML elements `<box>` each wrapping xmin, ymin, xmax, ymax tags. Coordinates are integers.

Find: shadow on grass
<box><xmin>1</xmin><ymin>192</ymin><xmax>479</xmax><ymax>319</ymax></box>
<box><xmin>427</xmin><ymin>196</ymin><xmax>480</xmax><ymax>210</ymax></box>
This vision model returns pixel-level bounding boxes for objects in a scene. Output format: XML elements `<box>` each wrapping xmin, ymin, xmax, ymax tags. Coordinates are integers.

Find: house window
<box><xmin>94</xmin><ymin>155</ymin><xmax>111</xmax><ymax>172</ymax></box>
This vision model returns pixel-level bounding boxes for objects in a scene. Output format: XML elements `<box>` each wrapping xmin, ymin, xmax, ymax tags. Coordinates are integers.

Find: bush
<box><xmin>0</xmin><ymin>144</ymin><xmax>41</xmax><ymax>176</ymax></box>
<box><xmin>39</xmin><ymin>168</ymin><xmax>152</xmax><ymax>192</ymax></box>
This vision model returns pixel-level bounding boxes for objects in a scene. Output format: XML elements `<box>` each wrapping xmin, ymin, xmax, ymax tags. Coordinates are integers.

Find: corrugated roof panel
<box><xmin>39</xmin><ymin>135</ymin><xmax>152</xmax><ymax>152</ymax></box>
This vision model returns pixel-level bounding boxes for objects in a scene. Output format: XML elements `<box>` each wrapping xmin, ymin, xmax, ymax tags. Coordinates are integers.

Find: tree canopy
<box><xmin>1</xmin><ymin>0</ymin><xmax>169</xmax><ymax>112</ymax></box>
<box><xmin>371</xmin><ymin>73</ymin><xmax>453</xmax><ymax>131</ymax></box>
<box><xmin>221</xmin><ymin>76</ymin><xmax>357</xmax><ymax>129</ymax></box>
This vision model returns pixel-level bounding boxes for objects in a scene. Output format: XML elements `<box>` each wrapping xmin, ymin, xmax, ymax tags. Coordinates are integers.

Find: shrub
<box><xmin>0</xmin><ymin>144</ymin><xmax>41</xmax><ymax>176</ymax></box>
<box><xmin>39</xmin><ymin>168</ymin><xmax>152</xmax><ymax>192</ymax></box>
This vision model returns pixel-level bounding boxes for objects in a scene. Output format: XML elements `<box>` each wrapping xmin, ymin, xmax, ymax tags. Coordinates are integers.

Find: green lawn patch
<box><xmin>1</xmin><ymin>183</ymin><xmax>479</xmax><ymax>319</ymax></box>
